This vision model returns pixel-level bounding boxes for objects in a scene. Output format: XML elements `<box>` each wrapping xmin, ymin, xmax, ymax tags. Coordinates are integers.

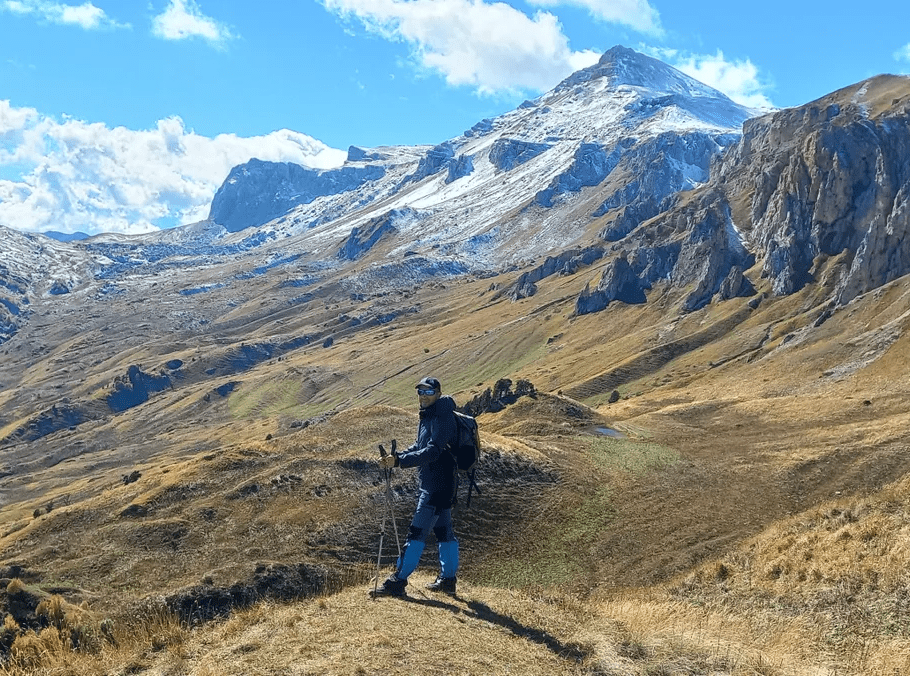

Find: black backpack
<box><xmin>451</xmin><ymin>411</ymin><xmax>481</xmax><ymax>507</ymax></box>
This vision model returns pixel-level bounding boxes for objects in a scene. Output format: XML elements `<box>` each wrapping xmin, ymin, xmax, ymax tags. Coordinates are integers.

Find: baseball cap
<box><xmin>415</xmin><ymin>376</ymin><xmax>441</xmax><ymax>392</ymax></box>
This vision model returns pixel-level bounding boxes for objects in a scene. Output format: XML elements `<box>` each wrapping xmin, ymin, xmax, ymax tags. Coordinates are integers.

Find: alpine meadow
<box><xmin>3</xmin><ymin>46</ymin><xmax>910</xmax><ymax>674</ymax></box>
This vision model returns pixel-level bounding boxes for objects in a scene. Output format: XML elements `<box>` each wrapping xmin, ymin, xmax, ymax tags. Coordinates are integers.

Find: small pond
<box><xmin>593</xmin><ymin>426</ymin><xmax>624</xmax><ymax>438</ymax></box>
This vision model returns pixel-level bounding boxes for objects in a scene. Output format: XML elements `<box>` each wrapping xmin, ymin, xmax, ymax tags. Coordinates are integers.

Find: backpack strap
<box><xmin>456</xmin><ymin>468</ymin><xmax>480</xmax><ymax>508</ymax></box>
<box><xmin>465</xmin><ymin>469</ymin><xmax>480</xmax><ymax>508</ymax></box>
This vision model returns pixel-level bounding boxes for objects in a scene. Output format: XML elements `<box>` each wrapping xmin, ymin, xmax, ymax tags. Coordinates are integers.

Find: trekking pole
<box><xmin>373</xmin><ymin>443</ymin><xmax>390</xmax><ymax>599</ymax></box>
<box><xmin>373</xmin><ymin>441</ymin><xmax>402</xmax><ymax>598</ymax></box>
<box><xmin>387</xmin><ymin>440</ymin><xmax>401</xmax><ymax>555</ymax></box>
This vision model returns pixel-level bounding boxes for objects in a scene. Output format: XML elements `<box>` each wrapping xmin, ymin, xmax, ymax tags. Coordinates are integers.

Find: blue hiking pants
<box><xmin>395</xmin><ymin>493</ymin><xmax>459</xmax><ymax>579</ymax></box>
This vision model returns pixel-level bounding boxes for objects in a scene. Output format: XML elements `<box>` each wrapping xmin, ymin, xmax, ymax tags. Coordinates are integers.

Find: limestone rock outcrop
<box><xmin>504</xmin><ymin>245</ymin><xmax>605</xmax><ymax>301</ymax></box>
<box><xmin>595</xmin><ymin>132</ymin><xmax>738</xmax><ymax>242</ymax></box>
<box><xmin>707</xmin><ymin>76</ymin><xmax>910</xmax><ymax>306</ymax></box>
<box><xmin>574</xmin><ymin>74</ymin><xmax>910</xmax><ymax>316</ymax></box>
<box><xmin>209</xmin><ymin>158</ymin><xmax>386</xmax><ymax>233</ymax></box>
<box><xmin>489</xmin><ymin>138</ymin><xmax>551</xmax><ymax>172</ymax></box>
<box><xmin>337</xmin><ymin>211</ymin><xmax>400</xmax><ymax>260</ymax></box>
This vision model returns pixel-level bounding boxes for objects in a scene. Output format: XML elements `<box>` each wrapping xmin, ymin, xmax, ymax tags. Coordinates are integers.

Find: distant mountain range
<box><xmin>1</xmin><ymin>45</ymin><xmax>909</xmax><ymax>355</ymax></box>
<box><xmin>43</xmin><ymin>230</ymin><xmax>90</xmax><ymax>242</ymax></box>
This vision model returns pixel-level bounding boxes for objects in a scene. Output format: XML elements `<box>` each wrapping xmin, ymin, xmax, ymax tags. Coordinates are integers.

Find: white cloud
<box><xmin>647</xmin><ymin>47</ymin><xmax>775</xmax><ymax>110</ymax></box>
<box><xmin>151</xmin><ymin>0</ymin><xmax>234</xmax><ymax>46</ymax></box>
<box><xmin>321</xmin><ymin>0</ymin><xmax>600</xmax><ymax>95</ymax></box>
<box><xmin>0</xmin><ymin>0</ymin><xmax>128</xmax><ymax>29</ymax></box>
<box><xmin>895</xmin><ymin>43</ymin><xmax>910</xmax><ymax>62</ymax></box>
<box><xmin>0</xmin><ymin>101</ymin><xmax>346</xmax><ymax>236</ymax></box>
<box><xmin>0</xmin><ymin>100</ymin><xmax>39</xmax><ymax>135</ymax></box>
<box><xmin>527</xmin><ymin>0</ymin><xmax>661</xmax><ymax>36</ymax></box>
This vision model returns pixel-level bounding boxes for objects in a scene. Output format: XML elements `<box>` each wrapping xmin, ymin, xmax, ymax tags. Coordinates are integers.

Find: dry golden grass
<box><xmin>6</xmin><ymin>234</ymin><xmax>910</xmax><ymax>674</ymax></box>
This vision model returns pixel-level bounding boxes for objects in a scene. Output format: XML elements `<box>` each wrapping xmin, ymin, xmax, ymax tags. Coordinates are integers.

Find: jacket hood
<box><xmin>422</xmin><ymin>395</ymin><xmax>456</xmax><ymax>416</ymax></box>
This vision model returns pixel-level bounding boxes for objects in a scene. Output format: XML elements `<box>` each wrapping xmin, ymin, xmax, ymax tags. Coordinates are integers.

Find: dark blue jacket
<box><xmin>396</xmin><ymin>396</ymin><xmax>457</xmax><ymax>510</ymax></box>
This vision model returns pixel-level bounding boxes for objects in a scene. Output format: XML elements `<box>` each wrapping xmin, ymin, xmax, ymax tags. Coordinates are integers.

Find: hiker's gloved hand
<box><xmin>379</xmin><ymin>453</ymin><xmax>397</xmax><ymax>469</ymax></box>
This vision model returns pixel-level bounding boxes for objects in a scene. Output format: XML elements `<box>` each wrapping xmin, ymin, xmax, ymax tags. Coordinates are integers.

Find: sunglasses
<box><xmin>416</xmin><ymin>388</ymin><xmax>437</xmax><ymax>396</ymax></box>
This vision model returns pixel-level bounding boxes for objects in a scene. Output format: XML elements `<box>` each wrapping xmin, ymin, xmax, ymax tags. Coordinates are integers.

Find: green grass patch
<box><xmin>479</xmin><ymin>487</ymin><xmax>615</xmax><ymax>589</ymax></box>
<box><xmin>580</xmin><ymin>436</ymin><xmax>679</xmax><ymax>475</ymax></box>
<box><xmin>481</xmin><ymin>438</ymin><xmax>680</xmax><ymax>587</ymax></box>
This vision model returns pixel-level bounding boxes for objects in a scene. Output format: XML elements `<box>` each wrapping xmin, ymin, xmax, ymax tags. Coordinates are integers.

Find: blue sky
<box><xmin>1</xmin><ymin>0</ymin><xmax>908</xmax><ymax>235</ymax></box>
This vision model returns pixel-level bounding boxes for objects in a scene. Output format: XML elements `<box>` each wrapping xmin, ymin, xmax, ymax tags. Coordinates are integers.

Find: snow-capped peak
<box><xmin>554</xmin><ymin>45</ymin><xmax>729</xmax><ymax>101</ymax></box>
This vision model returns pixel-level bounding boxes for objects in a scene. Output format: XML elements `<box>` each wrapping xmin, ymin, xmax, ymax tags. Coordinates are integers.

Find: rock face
<box><xmin>595</xmin><ymin>132</ymin><xmax>738</xmax><ymax>242</ymax></box>
<box><xmin>575</xmin><ymin>191</ymin><xmax>758</xmax><ymax>315</ymax></box>
<box><xmin>0</xmin><ymin>267</ymin><xmax>27</xmax><ymax>343</ymax></box>
<box><xmin>209</xmin><ymin>159</ymin><xmax>386</xmax><ymax>233</ymax></box>
<box><xmin>716</xmin><ymin>78</ymin><xmax>910</xmax><ymax>305</ymax></box>
<box><xmin>446</xmin><ymin>154</ymin><xmax>474</xmax><ymax>183</ymax></box>
<box><xmin>576</xmin><ymin>254</ymin><xmax>646</xmax><ymax>314</ymax></box>
<box><xmin>106</xmin><ymin>365</ymin><xmax>173</xmax><ymax>413</ymax></box>
<box><xmin>536</xmin><ymin>142</ymin><xmax>629</xmax><ymax>208</ymax></box>
<box><xmin>461</xmin><ymin>378</ymin><xmax>537</xmax><ymax>416</ymax></box>
<box><xmin>489</xmin><ymin>139</ymin><xmax>551</xmax><ymax>172</ymax></box>
<box><xmin>337</xmin><ymin>211</ymin><xmax>399</xmax><ymax>260</ymax></box>
<box><xmin>574</xmin><ymin>74</ymin><xmax>910</xmax><ymax>316</ymax></box>
<box><xmin>505</xmin><ymin>245</ymin><xmax>605</xmax><ymax>301</ymax></box>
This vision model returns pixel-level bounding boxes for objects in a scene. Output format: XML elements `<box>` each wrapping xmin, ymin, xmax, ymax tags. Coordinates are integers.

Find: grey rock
<box><xmin>337</xmin><ymin>211</ymin><xmax>399</xmax><ymax>260</ymax></box>
<box><xmin>577</xmin><ymin>75</ymin><xmax>910</xmax><ymax>315</ymax></box>
<box><xmin>464</xmin><ymin>118</ymin><xmax>494</xmax><ymax>137</ymax></box>
<box><xmin>346</xmin><ymin>146</ymin><xmax>389</xmax><ymax>162</ymax></box>
<box><xmin>505</xmin><ymin>245</ymin><xmax>605</xmax><ymax>301</ymax></box>
<box><xmin>575</xmin><ymin>254</ymin><xmax>645</xmax><ymax>315</ymax></box>
<box><xmin>489</xmin><ymin>139</ymin><xmax>551</xmax><ymax>172</ymax></box>
<box><xmin>210</xmin><ymin>158</ymin><xmax>386</xmax><ymax>233</ymax></box>
<box><xmin>107</xmin><ymin>365</ymin><xmax>173</xmax><ymax>413</ymax></box>
<box><xmin>595</xmin><ymin>132</ymin><xmax>736</xmax><ymax>241</ymax></box>
<box><xmin>536</xmin><ymin>142</ymin><xmax>628</xmax><ymax>208</ymax></box>
<box><xmin>715</xmin><ymin>83</ymin><xmax>910</xmax><ymax>303</ymax></box>
<box><xmin>404</xmin><ymin>142</ymin><xmax>456</xmax><ymax>184</ymax></box>
<box><xmin>446</xmin><ymin>154</ymin><xmax>474</xmax><ymax>183</ymax></box>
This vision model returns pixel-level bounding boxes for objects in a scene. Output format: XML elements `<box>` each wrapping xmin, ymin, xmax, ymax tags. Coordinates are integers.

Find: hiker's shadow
<box><xmin>400</xmin><ymin>593</ymin><xmax>461</xmax><ymax>614</ymax></box>
<box><xmin>454</xmin><ymin>596</ymin><xmax>587</xmax><ymax>662</ymax></box>
<box><xmin>404</xmin><ymin>591</ymin><xmax>586</xmax><ymax>662</ymax></box>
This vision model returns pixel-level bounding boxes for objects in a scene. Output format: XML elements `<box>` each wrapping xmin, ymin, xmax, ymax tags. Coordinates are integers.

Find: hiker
<box><xmin>372</xmin><ymin>376</ymin><xmax>459</xmax><ymax>597</ymax></box>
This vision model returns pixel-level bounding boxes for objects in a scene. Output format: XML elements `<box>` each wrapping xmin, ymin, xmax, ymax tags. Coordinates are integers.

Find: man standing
<box><xmin>372</xmin><ymin>376</ymin><xmax>459</xmax><ymax>597</ymax></box>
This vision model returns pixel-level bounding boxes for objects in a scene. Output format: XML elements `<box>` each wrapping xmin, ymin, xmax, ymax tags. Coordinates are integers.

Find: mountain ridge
<box><xmin>4</xmin><ymin>49</ymin><xmax>910</xmax><ymax>675</ymax></box>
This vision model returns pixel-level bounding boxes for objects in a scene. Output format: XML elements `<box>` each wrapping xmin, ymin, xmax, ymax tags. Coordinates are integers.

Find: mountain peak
<box><xmin>556</xmin><ymin>45</ymin><xmax>729</xmax><ymax>102</ymax></box>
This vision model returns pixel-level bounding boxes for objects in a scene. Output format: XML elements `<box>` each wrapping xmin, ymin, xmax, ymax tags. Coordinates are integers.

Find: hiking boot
<box><xmin>370</xmin><ymin>575</ymin><xmax>407</xmax><ymax>598</ymax></box>
<box><xmin>425</xmin><ymin>575</ymin><xmax>457</xmax><ymax>595</ymax></box>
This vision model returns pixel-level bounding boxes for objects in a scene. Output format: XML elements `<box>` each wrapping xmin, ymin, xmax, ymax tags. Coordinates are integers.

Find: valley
<box><xmin>1</xmin><ymin>46</ymin><xmax>910</xmax><ymax>674</ymax></box>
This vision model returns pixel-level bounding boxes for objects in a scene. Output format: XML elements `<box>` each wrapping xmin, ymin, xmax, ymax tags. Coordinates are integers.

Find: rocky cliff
<box><xmin>573</xmin><ymin>75</ymin><xmax>910</xmax><ymax>315</ymax></box>
<box><xmin>209</xmin><ymin>158</ymin><xmax>386</xmax><ymax>233</ymax></box>
<box><xmin>722</xmin><ymin>76</ymin><xmax>910</xmax><ymax>306</ymax></box>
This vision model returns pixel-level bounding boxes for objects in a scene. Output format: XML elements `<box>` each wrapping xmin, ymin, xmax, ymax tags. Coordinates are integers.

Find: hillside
<box><xmin>2</xmin><ymin>49</ymin><xmax>910</xmax><ymax>674</ymax></box>
<box><xmin>4</xmin><ymin>253</ymin><xmax>910</xmax><ymax>673</ymax></box>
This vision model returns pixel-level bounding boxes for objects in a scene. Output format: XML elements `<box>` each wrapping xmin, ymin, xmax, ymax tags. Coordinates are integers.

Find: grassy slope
<box><xmin>4</xmin><ymin>249</ymin><xmax>910</xmax><ymax>674</ymax></box>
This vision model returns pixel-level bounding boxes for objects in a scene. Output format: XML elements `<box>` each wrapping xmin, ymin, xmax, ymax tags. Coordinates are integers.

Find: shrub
<box><xmin>8</xmin><ymin>632</ymin><xmax>45</xmax><ymax>670</ymax></box>
<box><xmin>36</xmin><ymin>596</ymin><xmax>67</xmax><ymax>630</ymax></box>
<box><xmin>3</xmin><ymin>615</ymin><xmax>19</xmax><ymax>634</ymax></box>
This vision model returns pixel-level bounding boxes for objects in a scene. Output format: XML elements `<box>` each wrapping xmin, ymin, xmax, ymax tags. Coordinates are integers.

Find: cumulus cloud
<box><xmin>321</xmin><ymin>0</ymin><xmax>600</xmax><ymax>94</ymax></box>
<box><xmin>151</xmin><ymin>0</ymin><xmax>234</xmax><ymax>46</ymax></box>
<box><xmin>647</xmin><ymin>47</ymin><xmax>775</xmax><ymax>110</ymax></box>
<box><xmin>1</xmin><ymin>0</ymin><xmax>128</xmax><ymax>29</ymax></box>
<box><xmin>0</xmin><ymin>100</ymin><xmax>346</xmax><ymax>236</ymax></box>
<box><xmin>0</xmin><ymin>100</ymin><xmax>39</xmax><ymax>135</ymax></box>
<box><xmin>895</xmin><ymin>43</ymin><xmax>910</xmax><ymax>63</ymax></box>
<box><xmin>527</xmin><ymin>0</ymin><xmax>662</xmax><ymax>36</ymax></box>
